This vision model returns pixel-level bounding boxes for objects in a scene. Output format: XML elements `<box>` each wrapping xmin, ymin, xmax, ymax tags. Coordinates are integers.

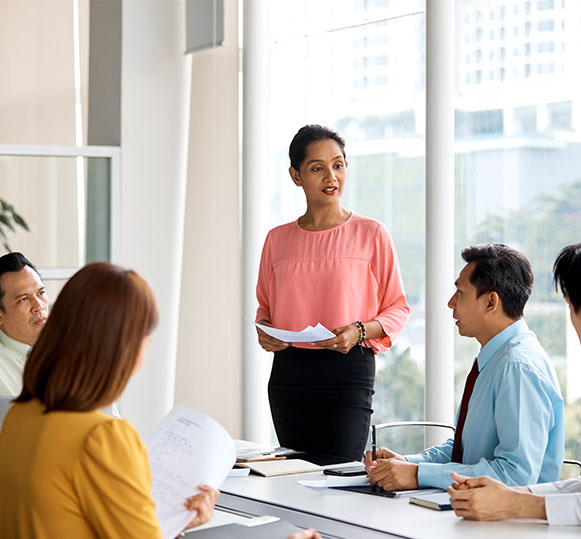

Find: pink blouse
<box><xmin>255</xmin><ymin>214</ymin><xmax>410</xmax><ymax>353</ymax></box>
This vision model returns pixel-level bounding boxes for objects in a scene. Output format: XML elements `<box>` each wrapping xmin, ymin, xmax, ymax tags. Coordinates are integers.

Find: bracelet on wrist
<box><xmin>352</xmin><ymin>320</ymin><xmax>366</xmax><ymax>345</ymax></box>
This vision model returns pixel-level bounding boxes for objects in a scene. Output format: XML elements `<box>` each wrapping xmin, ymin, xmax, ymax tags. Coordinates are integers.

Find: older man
<box><xmin>449</xmin><ymin>243</ymin><xmax>581</xmax><ymax>526</ymax></box>
<box><xmin>366</xmin><ymin>244</ymin><xmax>564</xmax><ymax>491</ymax></box>
<box><xmin>0</xmin><ymin>252</ymin><xmax>48</xmax><ymax>396</ymax></box>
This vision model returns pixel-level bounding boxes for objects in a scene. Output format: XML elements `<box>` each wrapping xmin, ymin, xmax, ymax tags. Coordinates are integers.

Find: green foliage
<box><xmin>0</xmin><ymin>198</ymin><xmax>29</xmax><ymax>252</ymax></box>
<box><xmin>373</xmin><ymin>343</ymin><xmax>425</xmax><ymax>453</ymax></box>
<box><xmin>374</xmin><ymin>344</ymin><xmax>423</xmax><ymax>422</ymax></box>
<box><xmin>472</xmin><ymin>180</ymin><xmax>581</xmax><ymax>303</ymax></box>
<box><xmin>527</xmin><ymin>312</ymin><xmax>566</xmax><ymax>357</ymax></box>
<box><xmin>565</xmin><ymin>399</ymin><xmax>581</xmax><ymax>461</ymax></box>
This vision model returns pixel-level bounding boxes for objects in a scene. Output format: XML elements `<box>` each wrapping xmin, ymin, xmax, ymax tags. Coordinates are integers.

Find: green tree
<box><xmin>373</xmin><ymin>343</ymin><xmax>425</xmax><ymax>453</ymax></box>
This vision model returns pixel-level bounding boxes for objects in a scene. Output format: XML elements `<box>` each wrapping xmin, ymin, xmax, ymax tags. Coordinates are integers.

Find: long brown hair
<box><xmin>15</xmin><ymin>262</ymin><xmax>158</xmax><ymax>412</ymax></box>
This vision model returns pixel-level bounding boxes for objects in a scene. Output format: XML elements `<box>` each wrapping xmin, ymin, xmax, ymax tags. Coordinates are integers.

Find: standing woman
<box><xmin>256</xmin><ymin>125</ymin><xmax>410</xmax><ymax>461</ymax></box>
<box><xmin>0</xmin><ymin>263</ymin><xmax>218</xmax><ymax>538</ymax></box>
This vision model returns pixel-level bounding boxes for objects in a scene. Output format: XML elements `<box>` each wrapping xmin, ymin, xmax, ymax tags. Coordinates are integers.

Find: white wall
<box><xmin>174</xmin><ymin>0</ymin><xmax>242</xmax><ymax>438</ymax></box>
<box><xmin>0</xmin><ymin>0</ymin><xmax>88</xmax><ymax>268</ymax></box>
<box><xmin>117</xmin><ymin>0</ymin><xmax>191</xmax><ymax>435</ymax></box>
<box><xmin>0</xmin><ymin>0</ymin><xmax>82</xmax><ymax>146</ymax></box>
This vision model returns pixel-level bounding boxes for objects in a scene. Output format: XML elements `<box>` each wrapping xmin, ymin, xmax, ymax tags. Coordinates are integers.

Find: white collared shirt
<box><xmin>530</xmin><ymin>478</ymin><xmax>581</xmax><ymax>525</ymax></box>
<box><xmin>0</xmin><ymin>330</ymin><xmax>30</xmax><ymax>397</ymax></box>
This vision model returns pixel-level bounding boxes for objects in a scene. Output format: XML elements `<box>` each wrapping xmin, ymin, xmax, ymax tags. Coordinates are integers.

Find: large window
<box><xmin>260</xmin><ymin>0</ymin><xmax>581</xmax><ymax>456</ymax></box>
<box><xmin>265</xmin><ymin>0</ymin><xmax>426</xmax><ymax>452</ymax></box>
<box><xmin>454</xmin><ymin>0</ymin><xmax>581</xmax><ymax>461</ymax></box>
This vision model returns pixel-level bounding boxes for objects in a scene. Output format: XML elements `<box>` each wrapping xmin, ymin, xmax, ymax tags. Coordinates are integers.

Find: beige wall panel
<box><xmin>0</xmin><ymin>0</ymin><xmax>85</xmax><ymax>145</ymax></box>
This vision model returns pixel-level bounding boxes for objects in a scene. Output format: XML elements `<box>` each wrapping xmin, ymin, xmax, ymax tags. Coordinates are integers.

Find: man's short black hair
<box><xmin>461</xmin><ymin>243</ymin><xmax>533</xmax><ymax>320</ymax></box>
<box><xmin>553</xmin><ymin>243</ymin><xmax>581</xmax><ymax>314</ymax></box>
<box><xmin>0</xmin><ymin>252</ymin><xmax>39</xmax><ymax>311</ymax></box>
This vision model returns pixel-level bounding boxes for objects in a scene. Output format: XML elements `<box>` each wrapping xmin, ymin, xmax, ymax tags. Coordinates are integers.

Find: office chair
<box><xmin>561</xmin><ymin>458</ymin><xmax>581</xmax><ymax>479</ymax></box>
<box><xmin>372</xmin><ymin>422</ymin><xmax>581</xmax><ymax>482</ymax></box>
<box><xmin>373</xmin><ymin>421</ymin><xmax>455</xmax><ymax>432</ymax></box>
<box><xmin>370</xmin><ymin>421</ymin><xmax>455</xmax><ymax>456</ymax></box>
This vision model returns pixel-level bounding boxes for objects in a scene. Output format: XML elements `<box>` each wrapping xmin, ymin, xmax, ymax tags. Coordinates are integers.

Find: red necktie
<box><xmin>451</xmin><ymin>359</ymin><xmax>479</xmax><ymax>463</ymax></box>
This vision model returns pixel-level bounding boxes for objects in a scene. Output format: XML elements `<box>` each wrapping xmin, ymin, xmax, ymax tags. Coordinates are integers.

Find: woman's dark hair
<box><xmin>15</xmin><ymin>262</ymin><xmax>158</xmax><ymax>412</ymax></box>
<box><xmin>553</xmin><ymin>243</ymin><xmax>581</xmax><ymax>313</ymax></box>
<box><xmin>461</xmin><ymin>243</ymin><xmax>533</xmax><ymax>319</ymax></box>
<box><xmin>288</xmin><ymin>124</ymin><xmax>346</xmax><ymax>170</ymax></box>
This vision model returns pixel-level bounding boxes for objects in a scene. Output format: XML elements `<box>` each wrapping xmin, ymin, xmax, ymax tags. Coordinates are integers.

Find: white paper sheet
<box><xmin>254</xmin><ymin>322</ymin><xmax>335</xmax><ymax>343</ymax></box>
<box><xmin>146</xmin><ymin>405</ymin><xmax>236</xmax><ymax>539</ymax></box>
<box><xmin>298</xmin><ymin>476</ymin><xmax>370</xmax><ymax>488</ymax></box>
<box><xmin>227</xmin><ymin>467</ymin><xmax>251</xmax><ymax>478</ymax></box>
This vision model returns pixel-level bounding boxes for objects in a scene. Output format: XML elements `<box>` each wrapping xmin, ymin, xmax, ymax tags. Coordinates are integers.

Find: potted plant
<box><xmin>0</xmin><ymin>198</ymin><xmax>29</xmax><ymax>252</ymax></box>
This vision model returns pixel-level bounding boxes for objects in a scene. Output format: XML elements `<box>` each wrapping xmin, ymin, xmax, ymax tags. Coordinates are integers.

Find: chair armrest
<box><xmin>372</xmin><ymin>421</ymin><xmax>455</xmax><ymax>433</ymax></box>
<box><xmin>563</xmin><ymin>459</ymin><xmax>581</xmax><ymax>473</ymax></box>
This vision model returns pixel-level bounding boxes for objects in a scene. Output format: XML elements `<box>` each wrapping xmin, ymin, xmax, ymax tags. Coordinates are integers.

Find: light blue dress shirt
<box><xmin>406</xmin><ymin>319</ymin><xmax>564</xmax><ymax>489</ymax></box>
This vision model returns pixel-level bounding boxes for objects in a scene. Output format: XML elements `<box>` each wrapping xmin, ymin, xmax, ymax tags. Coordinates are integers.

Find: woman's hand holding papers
<box><xmin>256</xmin><ymin>320</ymin><xmax>290</xmax><ymax>352</ymax></box>
<box><xmin>448</xmin><ymin>473</ymin><xmax>545</xmax><ymax>521</ymax></box>
<box><xmin>182</xmin><ymin>485</ymin><xmax>220</xmax><ymax>531</ymax></box>
<box><xmin>312</xmin><ymin>324</ymin><xmax>360</xmax><ymax>354</ymax></box>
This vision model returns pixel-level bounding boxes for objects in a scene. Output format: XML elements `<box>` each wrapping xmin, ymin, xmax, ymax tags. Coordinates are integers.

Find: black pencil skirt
<box><xmin>268</xmin><ymin>345</ymin><xmax>375</xmax><ymax>462</ymax></box>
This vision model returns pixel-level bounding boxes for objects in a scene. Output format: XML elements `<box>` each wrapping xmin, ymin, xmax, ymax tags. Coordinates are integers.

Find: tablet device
<box><xmin>330</xmin><ymin>485</ymin><xmax>398</xmax><ymax>497</ymax></box>
<box><xmin>323</xmin><ymin>465</ymin><xmax>367</xmax><ymax>476</ymax></box>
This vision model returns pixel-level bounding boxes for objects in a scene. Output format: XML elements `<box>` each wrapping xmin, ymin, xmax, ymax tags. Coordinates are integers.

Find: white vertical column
<box><xmin>242</xmin><ymin>0</ymin><xmax>273</xmax><ymax>442</ymax></box>
<box><xmin>118</xmin><ymin>0</ymin><xmax>191</xmax><ymax>435</ymax></box>
<box><xmin>425</xmin><ymin>0</ymin><xmax>455</xmax><ymax>446</ymax></box>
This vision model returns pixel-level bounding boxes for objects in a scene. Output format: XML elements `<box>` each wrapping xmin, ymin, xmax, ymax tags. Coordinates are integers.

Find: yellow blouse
<box><xmin>0</xmin><ymin>399</ymin><xmax>162</xmax><ymax>539</ymax></box>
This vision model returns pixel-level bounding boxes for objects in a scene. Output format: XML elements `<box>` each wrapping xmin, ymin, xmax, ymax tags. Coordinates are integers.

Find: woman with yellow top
<box><xmin>0</xmin><ymin>262</ymin><xmax>218</xmax><ymax>538</ymax></box>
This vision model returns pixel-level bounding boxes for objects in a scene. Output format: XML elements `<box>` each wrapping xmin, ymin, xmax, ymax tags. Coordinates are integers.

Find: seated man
<box><xmin>366</xmin><ymin>243</ymin><xmax>564</xmax><ymax>490</ymax></box>
<box><xmin>0</xmin><ymin>253</ymin><xmax>48</xmax><ymax>396</ymax></box>
<box><xmin>449</xmin><ymin>243</ymin><xmax>581</xmax><ymax>526</ymax></box>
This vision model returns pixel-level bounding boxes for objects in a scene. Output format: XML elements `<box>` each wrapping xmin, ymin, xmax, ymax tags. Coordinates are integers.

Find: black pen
<box><xmin>370</xmin><ymin>425</ymin><xmax>377</xmax><ymax>492</ymax></box>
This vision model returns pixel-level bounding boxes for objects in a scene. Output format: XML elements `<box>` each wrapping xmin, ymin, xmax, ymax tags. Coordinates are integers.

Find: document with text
<box><xmin>145</xmin><ymin>405</ymin><xmax>236</xmax><ymax>539</ymax></box>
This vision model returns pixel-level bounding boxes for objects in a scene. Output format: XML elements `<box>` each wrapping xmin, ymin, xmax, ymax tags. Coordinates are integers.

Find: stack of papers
<box><xmin>235</xmin><ymin>440</ymin><xmax>279</xmax><ymax>462</ymax></box>
<box><xmin>235</xmin><ymin>439</ymin><xmax>275</xmax><ymax>457</ymax></box>
<box><xmin>235</xmin><ymin>441</ymin><xmax>304</xmax><ymax>463</ymax></box>
<box><xmin>236</xmin><ymin>459</ymin><xmax>323</xmax><ymax>477</ymax></box>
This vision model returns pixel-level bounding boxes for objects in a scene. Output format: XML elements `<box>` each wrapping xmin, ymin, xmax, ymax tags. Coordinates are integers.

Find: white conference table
<box><xmin>218</xmin><ymin>470</ymin><xmax>580</xmax><ymax>539</ymax></box>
